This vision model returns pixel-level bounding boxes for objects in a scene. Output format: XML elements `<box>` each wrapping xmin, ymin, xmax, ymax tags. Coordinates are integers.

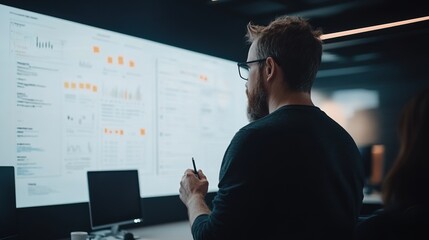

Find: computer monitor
<box><xmin>87</xmin><ymin>169</ymin><xmax>143</xmax><ymax>237</ymax></box>
<box><xmin>0</xmin><ymin>166</ymin><xmax>18</xmax><ymax>240</ymax></box>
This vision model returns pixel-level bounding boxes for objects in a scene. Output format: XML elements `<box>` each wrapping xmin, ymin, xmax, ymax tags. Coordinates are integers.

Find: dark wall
<box><xmin>0</xmin><ymin>0</ymin><xmax>250</xmax><ymax>62</ymax></box>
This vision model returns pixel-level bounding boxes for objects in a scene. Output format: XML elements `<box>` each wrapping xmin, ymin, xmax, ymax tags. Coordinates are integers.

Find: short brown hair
<box><xmin>246</xmin><ymin>16</ymin><xmax>322</xmax><ymax>92</ymax></box>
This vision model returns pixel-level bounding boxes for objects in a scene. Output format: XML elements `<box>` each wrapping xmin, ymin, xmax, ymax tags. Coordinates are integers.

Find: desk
<box><xmin>93</xmin><ymin>221</ymin><xmax>192</xmax><ymax>240</ymax></box>
<box><xmin>62</xmin><ymin>221</ymin><xmax>192</xmax><ymax>240</ymax></box>
<box><xmin>363</xmin><ymin>192</ymin><xmax>382</xmax><ymax>204</ymax></box>
<box><xmin>129</xmin><ymin>221</ymin><xmax>192</xmax><ymax>240</ymax></box>
<box><xmin>361</xmin><ymin>192</ymin><xmax>383</xmax><ymax>216</ymax></box>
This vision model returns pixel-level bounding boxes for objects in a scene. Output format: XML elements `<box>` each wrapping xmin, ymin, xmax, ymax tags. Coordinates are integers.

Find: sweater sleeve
<box><xmin>190</xmin><ymin>127</ymin><xmax>263</xmax><ymax>240</ymax></box>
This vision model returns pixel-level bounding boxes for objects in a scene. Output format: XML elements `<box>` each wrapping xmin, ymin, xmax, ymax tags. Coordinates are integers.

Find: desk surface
<box><xmin>67</xmin><ymin>194</ymin><xmax>381</xmax><ymax>240</ymax></box>
<box><xmin>363</xmin><ymin>192</ymin><xmax>382</xmax><ymax>204</ymax></box>
<box><xmin>62</xmin><ymin>221</ymin><xmax>192</xmax><ymax>240</ymax></box>
<box><xmin>65</xmin><ymin>200</ymin><xmax>382</xmax><ymax>240</ymax></box>
<box><xmin>129</xmin><ymin>221</ymin><xmax>192</xmax><ymax>240</ymax></box>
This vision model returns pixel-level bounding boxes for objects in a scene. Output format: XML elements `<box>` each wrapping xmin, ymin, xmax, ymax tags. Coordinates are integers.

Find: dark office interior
<box><xmin>0</xmin><ymin>0</ymin><xmax>428</xmax><ymax>239</ymax></box>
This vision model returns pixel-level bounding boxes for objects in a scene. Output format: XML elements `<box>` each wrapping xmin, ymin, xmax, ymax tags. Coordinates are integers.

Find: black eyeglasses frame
<box><xmin>237</xmin><ymin>58</ymin><xmax>267</xmax><ymax>80</ymax></box>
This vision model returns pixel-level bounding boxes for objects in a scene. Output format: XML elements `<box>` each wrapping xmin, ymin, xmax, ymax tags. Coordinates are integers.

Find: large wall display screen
<box><xmin>0</xmin><ymin>4</ymin><xmax>248</xmax><ymax>208</ymax></box>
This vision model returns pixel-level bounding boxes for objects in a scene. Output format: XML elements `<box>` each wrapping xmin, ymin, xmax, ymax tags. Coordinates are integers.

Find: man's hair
<box><xmin>246</xmin><ymin>16</ymin><xmax>323</xmax><ymax>92</ymax></box>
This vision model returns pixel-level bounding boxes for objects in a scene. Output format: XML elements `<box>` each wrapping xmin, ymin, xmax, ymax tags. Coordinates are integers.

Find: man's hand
<box><xmin>179</xmin><ymin>169</ymin><xmax>211</xmax><ymax>225</ymax></box>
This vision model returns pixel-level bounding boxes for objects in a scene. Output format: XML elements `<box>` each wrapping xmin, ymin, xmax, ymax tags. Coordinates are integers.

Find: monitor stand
<box><xmin>90</xmin><ymin>224</ymin><xmax>120</xmax><ymax>238</ymax></box>
<box><xmin>90</xmin><ymin>225</ymin><xmax>139</xmax><ymax>239</ymax></box>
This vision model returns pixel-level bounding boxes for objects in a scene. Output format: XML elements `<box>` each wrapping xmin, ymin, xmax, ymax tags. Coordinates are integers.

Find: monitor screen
<box><xmin>87</xmin><ymin>169</ymin><xmax>143</xmax><ymax>233</ymax></box>
<box><xmin>0</xmin><ymin>4</ymin><xmax>248</xmax><ymax>208</ymax></box>
<box><xmin>0</xmin><ymin>166</ymin><xmax>18</xmax><ymax>240</ymax></box>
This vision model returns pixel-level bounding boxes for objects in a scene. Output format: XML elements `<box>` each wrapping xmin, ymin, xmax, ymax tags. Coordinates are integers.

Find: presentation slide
<box><xmin>0</xmin><ymin>4</ymin><xmax>248</xmax><ymax>208</ymax></box>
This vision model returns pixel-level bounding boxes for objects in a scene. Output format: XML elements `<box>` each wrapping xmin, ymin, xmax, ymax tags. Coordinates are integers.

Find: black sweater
<box><xmin>192</xmin><ymin>105</ymin><xmax>365</xmax><ymax>240</ymax></box>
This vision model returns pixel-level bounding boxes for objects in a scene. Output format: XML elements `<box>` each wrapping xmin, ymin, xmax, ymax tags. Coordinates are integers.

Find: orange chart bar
<box><xmin>93</xmin><ymin>46</ymin><xmax>136</xmax><ymax>67</ymax></box>
<box><xmin>64</xmin><ymin>81</ymin><xmax>98</xmax><ymax>92</ymax></box>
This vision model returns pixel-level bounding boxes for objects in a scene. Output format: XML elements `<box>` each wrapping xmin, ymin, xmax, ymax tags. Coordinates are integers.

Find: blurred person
<box><xmin>180</xmin><ymin>16</ymin><xmax>364</xmax><ymax>240</ymax></box>
<box><xmin>357</xmin><ymin>86</ymin><xmax>429</xmax><ymax>240</ymax></box>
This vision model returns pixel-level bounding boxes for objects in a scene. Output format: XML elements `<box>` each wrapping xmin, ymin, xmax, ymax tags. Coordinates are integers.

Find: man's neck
<box><xmin>269</xmin><ymin>91</ymin><xmax>314</xmax><ymax>113</ymax></box>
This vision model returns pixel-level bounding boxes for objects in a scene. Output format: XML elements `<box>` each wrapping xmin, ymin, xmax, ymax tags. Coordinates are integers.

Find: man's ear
<box><xmin>265</xmin><ymin>57</ymin><xmax>277</xmax><ymax>82</ymax></box>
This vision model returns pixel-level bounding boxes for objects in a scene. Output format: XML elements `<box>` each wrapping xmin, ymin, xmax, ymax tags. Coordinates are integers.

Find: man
<box><xmin>179</xmin><ymin>16</ymin><xmax>364</xmax><ymax>240</ymax></box>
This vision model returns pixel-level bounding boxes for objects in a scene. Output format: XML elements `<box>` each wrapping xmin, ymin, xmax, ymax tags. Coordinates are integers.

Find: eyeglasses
<box><xmin>237</xmin><ymin>58</ymin><xmax>267</xmax><ymax>81</ymax></box>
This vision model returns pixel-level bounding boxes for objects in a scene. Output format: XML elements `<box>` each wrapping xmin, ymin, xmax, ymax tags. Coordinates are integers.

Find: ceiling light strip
<box><xmin>321</xmin><ymin>16</ymin><xmax>429</xmax><ymax>40</ymax></box>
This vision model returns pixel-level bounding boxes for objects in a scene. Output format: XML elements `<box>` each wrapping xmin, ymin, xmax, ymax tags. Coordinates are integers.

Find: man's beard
<box><xmin>246</xmin><ymin>71</ymin><xmax>269</xmax><ymax>122</ymax></box>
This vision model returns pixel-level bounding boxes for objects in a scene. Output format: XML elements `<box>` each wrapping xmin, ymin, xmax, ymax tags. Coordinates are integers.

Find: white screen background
<box><xmin>0</xmin><ymin>4</ymin><xmax>248</xmax><ymax>208</ymax></box>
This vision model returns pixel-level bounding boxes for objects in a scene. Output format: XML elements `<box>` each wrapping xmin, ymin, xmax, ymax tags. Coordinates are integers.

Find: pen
<box><xmin>192</xmin><ymin>157</ymin><xmax>200</xmax><ymax>179</ymax></box>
